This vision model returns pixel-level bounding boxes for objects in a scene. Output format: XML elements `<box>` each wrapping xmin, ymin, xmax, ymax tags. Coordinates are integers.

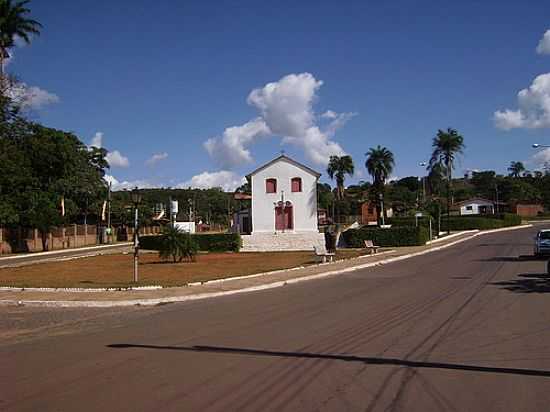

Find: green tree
<box><xmin>508</xmin><ymin>161</ymin><xmax>525</xmax><ymax>178</ymax></box>
<box><xmin>429</xmin><ymin>128</ymin><xmax>465</xmax><ymax>234</ymax></box>
<box><xmin>0</xmin><ymin>0</ymin><xmax>42</xmax><ymax>78</ymax></box>
<box><xmin>365</xmin><ymin>145</ymin><xmax>395</xmax><ymax>221</ymax></box>
<box><xmin>158</xmin><ymin>226</ymin><xmax>198</xmax><ymax>263</ymax></box>
<box><xmin>327</xmin><ymin>155</ymin><xmax>354</xmax><ymax>201</ymax></box>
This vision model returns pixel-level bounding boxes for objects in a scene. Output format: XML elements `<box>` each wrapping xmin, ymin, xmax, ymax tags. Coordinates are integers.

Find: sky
<box><xmin>11</xmin><ymin>0</ymin><xmax>550</xmax><ymax>191</ymax></box>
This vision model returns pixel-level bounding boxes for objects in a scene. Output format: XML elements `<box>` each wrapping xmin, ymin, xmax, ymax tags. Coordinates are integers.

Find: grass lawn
<box><xmin>0</xmin><ymin>249</ymin><xmax>370</xmax><ymax>288</ymax></box>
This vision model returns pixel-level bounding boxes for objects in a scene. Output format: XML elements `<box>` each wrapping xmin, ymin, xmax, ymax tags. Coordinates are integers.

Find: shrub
<box><xmin>342</xmin><ymin>226</ymin><xmax>429</xmax><ymax>247</ymax></box>
<box><xmin>440</xmin><ymin>213</ymin><xmax>522</xmax><ymax>231</ymax></box>
<box><xmin>158</xmin><ymin>226</ymin><xmax>198</xmax><ymax>263</ymax></box>
<box><xmin>387</xmin><ymin>217</ymin><xmax>437</xmax><ymax>237</ymax></box>
<box><xmin>192</xmin><ymin>233</ymin><xmax>241</xmax><ymax>252</ymax></box>
<box><xmin>139</xmin><ymin>231</ymin><xmax>241</xmax><ymax>252</ymax></box>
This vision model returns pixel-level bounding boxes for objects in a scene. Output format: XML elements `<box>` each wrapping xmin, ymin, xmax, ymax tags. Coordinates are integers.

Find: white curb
<box><xmin>0</xmin><ymin>224</ymin><xmax>533</xmax><ymax>308</ymax></box>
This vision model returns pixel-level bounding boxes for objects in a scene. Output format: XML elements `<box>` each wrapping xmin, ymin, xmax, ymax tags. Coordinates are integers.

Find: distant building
<box><xmin>514</xmin><ymin>204</ymin><xmax>544</xmax><ymax>217</ymax></box>
<box><xmin>361</xmin><ymin>201</ymin><xmax>378</xmax><ymax>225</ymax></box>
<box><xmin>456</xmin><ymin>198</ymin><xmax>495</xmax><ymax>216</ymax></box>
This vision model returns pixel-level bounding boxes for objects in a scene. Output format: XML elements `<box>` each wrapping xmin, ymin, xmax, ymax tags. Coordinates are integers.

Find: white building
<box><xmin>236</xmin><ymin>155</ymin><xmax>325</xmax><ymax>251</ymax></box>
<box><xmin>457</xmin><ymin>198</ymin><xmax>495</xmax><ymax>216</ymax></box>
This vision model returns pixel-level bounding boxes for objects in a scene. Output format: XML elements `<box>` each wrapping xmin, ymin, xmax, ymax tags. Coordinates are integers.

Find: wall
<box><xmin>0</xmin><ymin>225</ymin><xmax>161</xmax><ymax>255</ymax></box>
<box><xmin>251</xmin><ymin>159</ymin><xmax>319</xmax><ymax>233</ymax></box>
<box><xmin>515</xmin><ymin>204</ymin><xmax>544</xmax><ymax>217</ymax></box>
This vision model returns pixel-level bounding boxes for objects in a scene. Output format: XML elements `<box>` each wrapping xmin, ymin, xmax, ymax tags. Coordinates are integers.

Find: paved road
<box><xmin>2</xmin><ymin>225</ymin><xmax>550</xmax><ymax>411</ymax></box>
<box><xmin>0</xmin><ymin>243</ymin><xmax>132</xmax><ymax>268</ymax></box>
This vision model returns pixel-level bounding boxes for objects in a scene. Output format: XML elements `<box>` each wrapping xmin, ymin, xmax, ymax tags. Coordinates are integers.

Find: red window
<box><xmin>291</xmin><ymin>177</ymin><xmax>302</xmax><ymax>192</ymax></box>
<box><xmin>266</xmin><ymin>178</ymin><xmax>277</xmax><ymax>193</ymax></box>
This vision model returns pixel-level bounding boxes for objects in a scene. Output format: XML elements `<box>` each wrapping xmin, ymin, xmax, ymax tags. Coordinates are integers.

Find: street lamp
<box><xmin>419</xmin><ymin>161</ymin><xmax>427</xmax><ymax>203</ymax></box>
<box><xmin>130</xmin><ymin>187</ymin><xmax>142</xmax><ymax>283</ymax></box>
<box><xmin>378</xmin><ymin>192</ymin><xmax>385</xmax><ymax>226</ymax></box>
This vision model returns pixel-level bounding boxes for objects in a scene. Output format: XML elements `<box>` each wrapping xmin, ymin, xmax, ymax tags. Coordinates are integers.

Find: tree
<box><xmin>508</xmin><ymin>161</ymin><xmax>525</xmax><ymax>178</ymax></box>
<box><xmin>0</xmin><ymin>0</ymin><xmax>42</xmax><ymax>79</ymax></box>
<box><xmin>429</xmin><ymin>128</ymin><xmax>465</xmax><ymax>234</ymax></box>
<box><xmin>327</xmin><ymin>155</ymin><xmax>354</xmax><ymax>201</ymax></box>
<box><xmin>365</xmin><ymin>146</ymin><xmax>395</xmax><ymax>222</ymax></box>
<box><xmin>158</xmin><ymin>226</ymin><xmax>198</xmax><ymax>263</ymax></box>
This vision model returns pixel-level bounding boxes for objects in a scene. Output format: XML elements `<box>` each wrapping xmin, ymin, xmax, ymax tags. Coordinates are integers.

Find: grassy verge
<box><xmin>0</xmin><ymin>249</ymin><xmax>372</xmax><ymax>289</ymax></box>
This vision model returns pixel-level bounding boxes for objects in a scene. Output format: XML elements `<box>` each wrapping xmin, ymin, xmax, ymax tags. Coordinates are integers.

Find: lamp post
<box><xmin>378</xmin><ymin>192</ymin><xmax>385</xmax><ymax>226</ymax></box>
<box><xmin>130</xmin><ymin>187</ymin><xmax>142</xmax><ymax>283</ymax></box>
<box><xmin>419</xmin><ymin>161</ymin><xmax>427</xmax><ymax>204</ymax></box>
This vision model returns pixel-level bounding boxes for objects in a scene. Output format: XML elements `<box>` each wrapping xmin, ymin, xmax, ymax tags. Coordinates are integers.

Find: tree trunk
<box><xmin>41</xmin><ymin>231</ymin><xmax>48</xmax><ymax>251</ymax></box>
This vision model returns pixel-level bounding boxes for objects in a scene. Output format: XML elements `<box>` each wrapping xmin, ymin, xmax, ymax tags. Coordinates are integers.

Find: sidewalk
<box><xmin>0</xmin><ymin>230</ymin><xmax>490</xmax><ymax>308</ymax></box>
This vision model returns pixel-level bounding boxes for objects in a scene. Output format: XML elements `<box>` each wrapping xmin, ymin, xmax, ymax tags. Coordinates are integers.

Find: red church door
<box><xmin>275</xmin><ymin>203</ymin><xmax>293</xmax><ymax>231</ymax></box>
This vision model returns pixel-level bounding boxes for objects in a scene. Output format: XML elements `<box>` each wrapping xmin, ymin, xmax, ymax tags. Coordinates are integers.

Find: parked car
<box><xmin>534</xmin><ymin>229</ymin><xmax>550</xmax><ymax>256</ymax></box>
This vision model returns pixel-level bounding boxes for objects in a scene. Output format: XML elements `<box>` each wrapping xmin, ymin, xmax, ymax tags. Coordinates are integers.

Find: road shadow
<box><xmin>106</xmin><ymin>344</ymin><xmax>550</xmax><ymax>378</ymax></box>
<box><xmin>490</xmin><ymin>273</ymin><xmax>550</xmax><ymax>294</ymax></box>
<box><xmin>479</xmin><ymin>255</ymin><xmax>546</xmax><ymax>262</ymax></box>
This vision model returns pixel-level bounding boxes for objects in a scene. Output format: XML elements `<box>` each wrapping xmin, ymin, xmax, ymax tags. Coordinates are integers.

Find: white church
<box><xmin>233</xmin><ymin>154</ymin><xmax>326</xmax><ymax>252</ymax></box>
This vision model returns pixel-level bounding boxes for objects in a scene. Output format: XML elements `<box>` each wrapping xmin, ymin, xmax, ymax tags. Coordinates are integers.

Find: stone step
<box><xmin>241</xmin><ymin>232</ymin><xmax>325</xmax><ymax>252</ymax></box>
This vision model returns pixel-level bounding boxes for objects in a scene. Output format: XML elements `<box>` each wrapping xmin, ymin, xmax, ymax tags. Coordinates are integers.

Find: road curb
<box><xmin>0</xmin><ymin>224</ymin><xmax>533</xmax><ymax>308</ymax></box>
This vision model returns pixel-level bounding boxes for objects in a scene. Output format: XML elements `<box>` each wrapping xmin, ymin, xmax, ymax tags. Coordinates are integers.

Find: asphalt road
<box><xmin>3</xmin><ymin>225</ymin><xmax>550</xmax><ymax>411</ymax></box>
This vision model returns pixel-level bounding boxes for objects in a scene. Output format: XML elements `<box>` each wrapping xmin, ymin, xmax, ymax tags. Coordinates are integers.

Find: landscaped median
<box><xmin>0</xmin><ymin>224</ymin><xmax>532</xmax><ymax>307</ymax></box>
<box><xmin>0</xmin><ymin>249</ymin><xmax>371</xmax><ymax>289</ymax></box>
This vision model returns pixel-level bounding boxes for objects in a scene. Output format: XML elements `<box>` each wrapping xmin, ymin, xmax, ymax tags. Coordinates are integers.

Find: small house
<box><xmin>457</xmin><ymin>198</ymin><xmax>495</xmax><ymax>216</ymax></box>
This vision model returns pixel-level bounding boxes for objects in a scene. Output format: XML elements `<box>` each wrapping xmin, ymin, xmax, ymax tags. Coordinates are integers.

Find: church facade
<box><xmin>235</xmin><ymin>155</ymin><xmax>325</xmax><ymax>251</ymax></box>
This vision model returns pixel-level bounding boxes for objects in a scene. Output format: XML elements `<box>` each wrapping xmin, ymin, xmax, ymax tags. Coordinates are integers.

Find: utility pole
<box><xmin>107</xmin><ymin>182</ymin><xmax>112</xmax><ymax>243</ymax></box>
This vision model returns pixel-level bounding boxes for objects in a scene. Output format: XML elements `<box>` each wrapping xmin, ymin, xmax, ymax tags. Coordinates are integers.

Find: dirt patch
<box><xmin>0</xmin><ymin>249</ymin><xmax>369</xmax><ymax>288</ymax></box>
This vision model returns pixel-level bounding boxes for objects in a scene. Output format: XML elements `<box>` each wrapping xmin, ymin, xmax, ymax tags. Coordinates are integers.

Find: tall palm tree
<box><xmin>429</xmin><ymin>128</ymin><xmax>465</xmax><ymax>234</ymax></box>
<box><xmin>0</xmin><ymin>0</ymin><xmax>42</xmax><ymax>79</ymax></box>
<box><xmin>365</xmin><ymin>146</ymin><xmax>394</xmax><ymax>223</ymax></box>
<box><xmin>326</xmin><ymin>155</ymin><xmax>354</xmax><ymax>201</ymax></box>
<box><xmin>508</xmin><ymin>161</ymin><xmax>525</xmax><ymax>178</ymax></box>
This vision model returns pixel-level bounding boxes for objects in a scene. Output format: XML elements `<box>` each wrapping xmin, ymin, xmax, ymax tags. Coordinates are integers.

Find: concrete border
<box><xmin>0</xmin><ymin>224</ymin><xmax>533</xmax><ymax>308</ymax></box>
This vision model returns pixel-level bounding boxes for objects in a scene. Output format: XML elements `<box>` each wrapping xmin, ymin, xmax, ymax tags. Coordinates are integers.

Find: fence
<box><xmin>0</xmin><ymin>225</ymin><xmax>162</xmax><ymax>255</ymax></box>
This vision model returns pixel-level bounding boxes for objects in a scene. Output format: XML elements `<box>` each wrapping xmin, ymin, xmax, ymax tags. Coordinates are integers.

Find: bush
<box><xmin>158</xmin><ymin>226</ymin><xmax>198</xmax><ymax>263</ymax></box>
<box><xmin>342</xmin><ymin>226</ymin><xmax>429</xmax><ymax>247</ymax></box>
<box><xmin>440</xmin><ymin>213</ymin><xmax>522</xmax><ymax>231</ymax></box>
<box><xmin>387</xmin><ymin>217</ymin><xmax>437</xmax><ymax>237</ymax></box>
<box><xmin>192</xmin><ymin>233</ymin><xmax>241</xmax><ymax>252</ymax></box>
<box><xmin>139</xmin><ymin>232</ymin><xmax>241</xmax><ymax>252</ymax></box>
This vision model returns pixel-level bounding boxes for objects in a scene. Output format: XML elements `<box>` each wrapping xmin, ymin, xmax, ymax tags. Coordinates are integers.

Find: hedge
<box><xmin>440</xmin><ymin>213</ymin><xmax>522</xmax><ymax>231</ymax></box>
<box><xmin>387</xmin><ymin>217</ymin><xmax>437</xmax><ymax>236</ymax></box>
<box><xmin>342</xmin><ymin>226</ymin><xmax>429</xmax><ymax>247</ymax></box>
<box><xmin>139</xmin><ymin>233</ymin><xmax>241</xmax><ymax>252</ymax></box>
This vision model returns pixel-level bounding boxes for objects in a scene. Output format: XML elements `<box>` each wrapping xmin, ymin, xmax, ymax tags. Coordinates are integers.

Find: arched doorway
<box><xmin>275</xmin><ymin>201</ymin><xmax>293</xmax><ymax>231</ymax></box>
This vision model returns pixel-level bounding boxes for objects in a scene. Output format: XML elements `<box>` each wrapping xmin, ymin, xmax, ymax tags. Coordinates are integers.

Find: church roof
<box><xmin>246</xmin><ymin>155</ymin><xmax>322</xmax><ymax>179</ymax></box>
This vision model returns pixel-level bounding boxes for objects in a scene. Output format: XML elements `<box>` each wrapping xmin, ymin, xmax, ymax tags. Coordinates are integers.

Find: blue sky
<box><xmin>12</xmin><ymin>0</ymin><xmax>550</xmax><ymax>190</ymax></box>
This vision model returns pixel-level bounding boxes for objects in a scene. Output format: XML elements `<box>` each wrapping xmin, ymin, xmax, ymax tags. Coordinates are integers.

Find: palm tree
<box><xmin>0</xmin><ymin>0</ymin><xmax>42</xmax><ymax>79</ymax></box>
<box><xmin>365</xmin><ymin>146</ymin><xmax>395</xmax><ymax>223</ymax></box>
<box><xmin>429</xmin><ymin>128</ymin><xmax>465</xmax><ymax>234</ymax></box>
<box><xmin>508</xmin><ymin>161</ymin><xmax>525</xmax><ymax>178</ymax></box>
<box><xmin>326</xmin><ymin>155</ymin><xmax>354</xmax><ymax>201</ymax></box>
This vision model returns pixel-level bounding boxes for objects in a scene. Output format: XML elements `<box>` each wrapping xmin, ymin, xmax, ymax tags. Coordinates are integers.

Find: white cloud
<box><xmin>89</xmin><ymin>132</ymin><xmax>130</xmax><ymax>168</ymax></box>
<box><xmin>494</xmin><ymin>73</ymin><xmax>550</xmax><ymax>129</ymax></box>
<box><xmin>104</xmin><ymin>175</ymin><xmax>154</xmax><ymax>190</ymax></box>
<box><xmin>204</xmin><ymin>118</ymin><xmax>270</xmax><ymax>169</ymax></box>
<box><xmin>532</xmin><ymin>147</ymin><xmax>550</xmax><ymax>167</ymax></box>
<box><xmin>106</xmin><ymin>150</ymin><xmax>130</xmax><ymax>168</ymax></box>
<box><xmin>90</xmin><ymin>132</ymin><xmax>103</xmax><ymax>148</ymax></box>
<box><xmin>8</xmin><ymin>82</ymin><xmax>59</xmax><ymax>110</ymax></box>
<box><xmin>178</xmin><ymin>170</ymin><xmax>245</xmax><ymax>192</ymax></box>
<box><xmin>146</xmin><ymin>152</ymin><xmax>168</xmax><ymax>166</ymax></box>
<box><xmin>205</xmin><ymin>72</ymin><xmax>354</xmax><ymax>168</ymax></box>
<box><xmin>536</xmin><ymin>29</ymin><xmax>550</xmax><ymax>55</ymax></box>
